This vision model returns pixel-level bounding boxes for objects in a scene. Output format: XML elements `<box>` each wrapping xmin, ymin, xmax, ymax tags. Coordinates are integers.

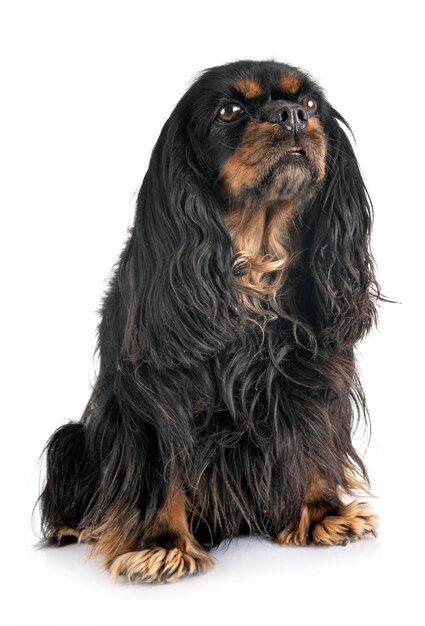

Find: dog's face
<box><xmin>171</xmin><ymin>61</ymin><xmax>331</xmax><ymax>308</ymax></box>
<box><xmin>183</xmin><ymin>61</ymin><xmax>328</xmax><ymax>211</ymax></box>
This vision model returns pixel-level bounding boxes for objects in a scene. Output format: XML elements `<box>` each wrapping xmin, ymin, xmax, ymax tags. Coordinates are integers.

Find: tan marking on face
<box><xmin>233</xmin><ymin>78</ymin><xmax>263</xmax><ymax>99</ymax></box>
<box><xmin>219</xmin><ymin>115</ymin><xmax>327</xmax><ymax>200</ymax></box>
<box><xmin>304</xmin><ymin>116</ymin><xmax>327</xmax><ymax>181</ymax></box>
<box><xmin>220</xmin><ymin>148</ymin><xmax>260</xmax><ymax>195</ymax></box>
<box><xmin>219</xmin><ymin>120</ymin><xmax>284</xmax><ymax>195</ymax></box>
<box><xmin>280</xmin><ymin>74</ymin><xmax>303</xmax><ymax>94</ymax></box>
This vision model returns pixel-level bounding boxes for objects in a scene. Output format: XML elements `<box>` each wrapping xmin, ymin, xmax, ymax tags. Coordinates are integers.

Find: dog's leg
<box><xmin>273</xmin><ymin>468</ymin><xmax>378</xmax><ymax>547</ymax></box>
<box><xmin>97</xmin><ymin>487</ymin><xmax>214</xmax><ymax>584</ymax></box>
<box><xmin>39</xmin><ymin>422</ymin><xmax>98</xmax><ymax>545</ymax></box>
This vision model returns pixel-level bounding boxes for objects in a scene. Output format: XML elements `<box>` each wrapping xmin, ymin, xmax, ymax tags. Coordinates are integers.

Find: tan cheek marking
<box><xmin>220</xmin><ymin>150</ymin><xmax>259</xmax><ymax>195</ymax></box>
<box><xmin>280</xmin><ymin>74</ymin><xmax>303</xmax><ymax>94</ymax></box>
<box><xmin>219</xmin><ymin>120</ymin><xmax>280</xmax><ymax>195</ymax></box>
<box><xmin>307</xmin><ymin>116</ymin><xmax>321</xmax><ymax>130</ymax></box>
<box><xmin>306</xmin><ymin>116</ymin><xmax>327</xmax><ymax>181</ymax></box>
<box><xmin>233</xmin><ymin>78</ymin><xmax>263</xmax><ymax>99</ymax></box>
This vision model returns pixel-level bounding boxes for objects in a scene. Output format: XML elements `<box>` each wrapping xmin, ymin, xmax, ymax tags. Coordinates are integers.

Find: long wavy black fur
<box><xmin>39</xmin><ymin>60</ymin><xmax>381</xmax><ymax>549</ymax></box>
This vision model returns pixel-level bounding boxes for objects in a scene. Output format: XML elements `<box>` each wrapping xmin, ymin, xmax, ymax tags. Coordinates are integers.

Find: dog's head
<box><xmin>121</xmin><ymin>60</ymin><xmax>378</xmax><ymax>367</ymax></box>
<box><xmin>185</xmin><ymin>60</ymin><xmax>328</xmax><ymax>212</ymax></box>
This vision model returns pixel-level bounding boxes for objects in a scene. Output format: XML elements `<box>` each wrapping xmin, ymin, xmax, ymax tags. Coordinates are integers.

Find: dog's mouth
<box><xmin>287</xmin><ymin>145</ymin><xmax>307</xmax><ymax>158</ymax></box>
<box><xmin>271</xmin><ymin>142</ymin><xmax>310</xmax><ymax>171</ymax></box>
<box><xmin>260</xmin><ymin>142</ymin><xmax>311</xmax><ymax>182</ymax></box>
<box><xmin>247</xmin><ymin>140</ymin><xmax>319</xmax><ymax>203</ymax></box>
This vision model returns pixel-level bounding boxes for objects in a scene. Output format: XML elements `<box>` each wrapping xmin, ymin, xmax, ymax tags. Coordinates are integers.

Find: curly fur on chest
<box><xmin>225</xmin><ymin>202</ymin><xmax>296</xmax><ymax>318</ymax></box>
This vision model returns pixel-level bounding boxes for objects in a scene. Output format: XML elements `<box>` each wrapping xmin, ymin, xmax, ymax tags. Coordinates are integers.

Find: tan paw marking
<box><xmin>109</xmin><ymin>545</ymin><xmax>214</xmax><ymax>584</ymax></box>
<box><xmin>51</xmin><ymin>526</ymin><xmax>98</xmax><ymax>546</ymax></box>
<box><xmin>311</xmin><ymin>501</ymin><xmax>378</xmax><ymax>545</ymax></box>
<box><xmin>276</xmin><ymin>501</ymin><xmax>379</xmax><ymax>547</ymax></box>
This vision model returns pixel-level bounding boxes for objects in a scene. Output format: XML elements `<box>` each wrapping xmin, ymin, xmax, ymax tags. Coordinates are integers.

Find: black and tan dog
<box><xmin>39</xmin><ymin>60</ymin><xmax>380</xmax><ymax>584</ymax></box>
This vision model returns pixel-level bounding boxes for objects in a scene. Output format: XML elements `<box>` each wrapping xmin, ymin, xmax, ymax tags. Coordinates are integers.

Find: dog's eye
<box><xmin>217</xmin><ymin>103</ymin><xmax>245</xmax><ymax>123</ymax></box>
<box><xmin>300</xmin><ymin>96</ymin><xmax>318</xmax><ymax>114</ymax></box>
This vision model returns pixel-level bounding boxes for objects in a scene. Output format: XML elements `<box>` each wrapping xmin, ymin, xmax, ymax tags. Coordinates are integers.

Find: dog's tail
<box><xmin>38</xmin><ymin>422</ymin><xmax>91</xmax><ymax>540</ymax></box>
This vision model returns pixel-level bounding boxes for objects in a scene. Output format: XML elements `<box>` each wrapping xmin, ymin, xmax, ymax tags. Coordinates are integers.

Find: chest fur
<box><xmin>224</xmin><ymin>203</ymin><xmax>295</xmax><ymax>317</ymax></box>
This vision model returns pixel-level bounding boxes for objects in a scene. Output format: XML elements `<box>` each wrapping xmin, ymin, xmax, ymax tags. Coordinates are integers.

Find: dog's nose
<box><xmin>267</xmin><ymin>103</ymin><xmax>309</xmax><ymax>133</ymax></box>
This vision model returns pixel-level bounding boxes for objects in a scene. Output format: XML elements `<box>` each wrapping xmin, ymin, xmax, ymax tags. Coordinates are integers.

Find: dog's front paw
<box><xmin>109</xmin><ymin>544</ymin><xmax>214</xmax><ymax>584</ymax></box>
<box><xmin>275</xmin><ymin>501</ymin><xmax>379</xmax><ymax>547</ymax></box>
<box><xmin>310</xmin><ymin>501</ymin><xmax>378</xmax><ymax>545</ymax></box>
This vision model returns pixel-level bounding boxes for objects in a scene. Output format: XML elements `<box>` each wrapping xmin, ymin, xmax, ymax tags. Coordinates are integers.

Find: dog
<box><xmin>39</xmin><ymin>59</ymin><xmax>381</xmax><ymax>584</ymax></box>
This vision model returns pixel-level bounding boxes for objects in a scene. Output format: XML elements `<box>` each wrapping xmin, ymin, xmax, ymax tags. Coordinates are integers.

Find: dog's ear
<box><xmin>106</xmin><ymin>112</ymin><xmax>242</xmax><ymax>369</ymax></box>
<box><xmin>303</xmin><ymin>109</ymin><xmax>380</xmax><ymax>348</ymax></box>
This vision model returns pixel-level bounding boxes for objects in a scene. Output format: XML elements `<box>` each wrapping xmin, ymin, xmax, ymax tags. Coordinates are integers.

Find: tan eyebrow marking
<box><xmin>280</xmin><ymin>74</ymin><xmax>303</xmax><ymax>94</ymax></box>
<box><xmin>233</xmin><ymin>78</ymin><xmax>264</xmax><ymax>99</ymax></box>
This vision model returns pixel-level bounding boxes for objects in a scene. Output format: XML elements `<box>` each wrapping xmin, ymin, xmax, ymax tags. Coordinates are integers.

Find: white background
<box><xmin>1</xmin><ymin>1</ymin><xmax>424</xmax><ymax>624</ymax></box>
